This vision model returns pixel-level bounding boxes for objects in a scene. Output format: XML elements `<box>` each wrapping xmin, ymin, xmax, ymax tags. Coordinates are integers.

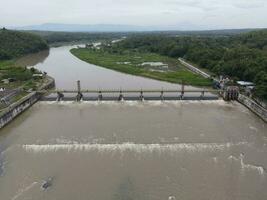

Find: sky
<box><xmin>1</xmin><ymin>0</ymin><xmax>267</xmax><ymax>30</ymax></box>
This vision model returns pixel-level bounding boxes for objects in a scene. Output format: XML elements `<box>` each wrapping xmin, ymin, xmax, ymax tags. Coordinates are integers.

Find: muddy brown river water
<box><xmin>0</xmin><ymin>46</ymin><xmax>266</xmax><ymax>200</ymax></box>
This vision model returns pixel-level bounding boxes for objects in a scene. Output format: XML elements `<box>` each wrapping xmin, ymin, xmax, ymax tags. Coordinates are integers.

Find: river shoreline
<box><xmin>0</xmin><ymin>76</ymin><xmax>55</xmax><ymax>128</ymax></box>
<box><xmin>1</xmin><ymin>44</ymin><xmax>266</xmax><ymax>200</ymax></box>
<box><xmin>70</xmin><ymin>48</ymin><xmax>213</xmax><ymax>87</ymax></box>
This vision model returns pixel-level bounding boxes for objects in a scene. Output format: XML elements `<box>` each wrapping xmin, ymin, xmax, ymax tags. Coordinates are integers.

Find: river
<box><xmin>0</xmin><ymin>45</ymin><xmax>266</xmax><ymax>200</ymax></box>
<box><xmin>16</xmin><ymin>46</ymin><xmax>182</xmax><ymax>90</ymax></box>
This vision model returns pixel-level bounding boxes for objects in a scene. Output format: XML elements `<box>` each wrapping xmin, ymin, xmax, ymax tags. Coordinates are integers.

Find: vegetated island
<box><xmin>70</xmin><ymin>48</ymin><xmax>213</xmax><ymax>87</ymax></box>
<box><xmin>71</xmin><ymin>29</ymin><xmax>267</xmax><ymax>101</ymax></box>
<box><xmin>0</xmin><ymin>28</ymin><xmax>50</xmax><ymax>110</ymax></box>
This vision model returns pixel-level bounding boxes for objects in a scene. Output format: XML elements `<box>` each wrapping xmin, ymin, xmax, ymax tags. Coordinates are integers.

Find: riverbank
<box><xmin>177</xmin><ymin>59</ymin><xmax>267</xmax><ymax>122</ymax></box>
<box><xmin>0</xmin><ymin>76</ymin><xmax>55</xmax><ymax>128</ymax></box>
<box><xmin>0</xmin><ymin>60</ymin><xmax>49</xmax><ymax>109</ymax></box>
<box><xmin>70</xmin><ymin>48</ymin><xmax>213</xmax><ymax>87</ymax></box>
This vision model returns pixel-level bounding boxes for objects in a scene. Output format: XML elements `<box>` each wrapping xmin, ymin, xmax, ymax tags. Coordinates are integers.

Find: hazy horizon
<box><xmin>1</xmin><ymin>0</ymin><xmax>267</xmax><ymax>30</ymax></box>
<box><xmin>10</xmin><ymin>22</ymin><xmax>267</xmax><ymax>32</ymax></box>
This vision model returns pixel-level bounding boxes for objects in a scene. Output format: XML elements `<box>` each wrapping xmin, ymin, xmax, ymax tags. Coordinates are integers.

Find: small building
<box><xmin>32</xmin><ymin>74</ymin><xmax>44</xmax><ymax>79</ymax></box>
<box><xmin>85</xmin><ymin>44</ymin><xmax>94</xmax><ymax>48</ymax></box>
<box><xmin>1</xmin><ymin>78</ymin><xmax>16</xmax><ymax>84</ymax></box>
<box><xmin>237</xmin><ymin>81</ymin><xmax>255</xmax><ymax>87</ymax></box>
<box><xmin>1</xmin><ymin>79</ymin><xmax>9</xmax><ymax>84</ymax></box>
<box><xmin>237</xmin><ymin>81</ymin><xmax>255</xmax><ymax>97</ymax></box>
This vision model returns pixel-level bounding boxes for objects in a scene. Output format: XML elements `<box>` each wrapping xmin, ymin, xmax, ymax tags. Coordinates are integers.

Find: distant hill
<box><xmin>12</xmin><ymin>23</ymin><xmax>155</xmax><ymax>32</ymax></box>
<box><xmin>11</xmin><ymin>23</ymin><xmax>261</xmax><ymax>34</ymax></box>
<box><xmin>26</xmin><ymin>31</ymin><xmax>127</xmax><ymax>44</ymax></box>
<box><xmin>0</xmin><ymin>28</ymin><xmax>48</xmax><ymax>60</ymax></box>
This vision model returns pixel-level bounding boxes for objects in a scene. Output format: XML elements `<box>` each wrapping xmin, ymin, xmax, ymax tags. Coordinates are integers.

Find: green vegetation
<box><xmin>29</xmin><ymin>29</ymin><xmax>257</xmax><ymax>45</ymax></box>
<box><xmin>1</xmin><ymin>28</ymin><xmax>264</xmax><ymax>100</ymax></box>
<box><xmin>0</xmin><ymin>29</ymin><xmax>48</xmax><ymax>89</ymax></box>
<box><xmin>29</xmin><ymin>31</ymin><xmax>128</xmax><ymax>45</ymax></box>
<box><xmin>0</xmin><ymin>29</ymin><xmax>49</xmax><ymax>109</ymax></box>
<box><xmin>111</xmin><ymin>30</ymin><xmax>267</xmax><ymax>100</ymax></box>
<box><xmin>71</xmin><ymin>48</ymin><xmax>212</xmax><ymax>86</ymax></box>
<box><xmin>0</xmin><ymin>29</ymin><xmax>48</xmax><ymax>60</ymax></box>
<box><xmin>0</xmin><ymin>60</ymin><xmax>42</xmax><ymax>91</ymax></box>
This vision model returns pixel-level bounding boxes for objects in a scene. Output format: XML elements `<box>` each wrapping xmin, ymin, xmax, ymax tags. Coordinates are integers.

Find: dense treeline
<box><xmin>28</xmin><ymin>28</ymin><xmax>255</xmax><ymax>45</ymax></box>
<box><xmin>0</xmin><ymin>29</ymin><xmax>48</xmax><ymax>60</ymax></box>
<box><xmin>29</xmin><ymin>31</ymin><xmax>129</xmax><ymax>44</ymax></box>
<box><xmin>0</xmin><ymin>29</ymin><xmax>48</xmax><ymax>91</ymax></box>
<box><xmin>113</xmin><ymin>30</ymin><xmax>267</xmax><ymax>100</ymax></box>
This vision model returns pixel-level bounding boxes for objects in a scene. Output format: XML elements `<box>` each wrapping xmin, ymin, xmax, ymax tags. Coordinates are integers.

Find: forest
<box><xmin>1</xmin><ymin>28</ymin><xmax>266</xmax><ymax>100</ymax></box>
<box><xmin>25</xmin><ymin>28</ymin><xmax>255</xmax><ymax>45</ymax></box>
<box><xmin>110</xmin><ymin>30</ymin><xmax>267</xmax><ymax>100</ymax></box>
<box><xmin>0</xmin><ymin>28</ymin><xmax>48</xmax><ymax>60</ymax></box>
<box><xmin>0</xmin><ymin>29</ymin><xmax>48</xmax><ymax>91</ymax></box>
<box><xmin>29</xmin><ymin>31</ymin><xmax>128</xmax><ymax>44</ymax></box>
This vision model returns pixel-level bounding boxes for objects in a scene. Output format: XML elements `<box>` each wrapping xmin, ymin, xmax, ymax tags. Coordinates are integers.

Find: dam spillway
<box><xmin>1</xmin><ymin>45</ymin><xmax>265</xmax><ymax>200</ymax></box>
<box><xmin>40</xmin><ymin>89</ymin><xmax>221</xmax><ymax>101</ymax></box>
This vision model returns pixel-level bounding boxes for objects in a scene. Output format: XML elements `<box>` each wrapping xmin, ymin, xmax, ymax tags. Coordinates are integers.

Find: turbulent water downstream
<box><xmin>0</xmin><ymin>46</ymin><xmax>266</xmax><ymax>200</ymax></box>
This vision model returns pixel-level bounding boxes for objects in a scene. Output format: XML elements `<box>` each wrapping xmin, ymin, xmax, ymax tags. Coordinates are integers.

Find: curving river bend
<box><xmin>0</xmin><ymin>45</ymin><xmax>266</xmax><ymax>200</ymax></box>
<box><xmin>16</xmin><ymin>45</ymin><xmax>183</xmax><ymax>90</ymax></box>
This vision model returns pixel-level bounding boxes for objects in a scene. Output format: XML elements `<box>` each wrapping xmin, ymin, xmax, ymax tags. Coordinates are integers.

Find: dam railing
<box><xmin>40</xmin><ymin>89</ymin><xmax>222</xmax><ymax>101</ymax></box>
<box><xmin>39</xmin><ymin>81</ymin><xmax>224</xmax><ymax>101</ymax></box>
<box><xmin>37</xmin><ymin>81</ymin><xmax>242</xmax><ymax>102</ymax></box>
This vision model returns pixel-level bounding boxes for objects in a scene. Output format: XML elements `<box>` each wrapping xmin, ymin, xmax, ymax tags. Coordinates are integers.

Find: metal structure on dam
<box><xmin>39</xmin><ymin>80</ymin><xmax>239</xmax><ymax>102</ymax></box>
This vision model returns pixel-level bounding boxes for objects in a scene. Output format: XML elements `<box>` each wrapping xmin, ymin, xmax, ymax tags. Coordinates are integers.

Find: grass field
<box><xmin>70</xmin><ymin>48</ymin><xmax>213</xmax><ymax>87</ymax></box>
<box><xmin>0</xmin><ymin>60</ymin><xmax>42</xmax><ymax>90</ymax></box>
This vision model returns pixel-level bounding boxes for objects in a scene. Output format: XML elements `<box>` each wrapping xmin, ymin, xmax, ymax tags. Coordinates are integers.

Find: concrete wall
<box><xmin>238</xmin><ymin>94</ymin><xmax>267</xmax><ymax>122</ymax></box>
<box><xmin>0</xmin><ymin>76</ymin><xmax>55</xmax><ymax>129</ymax></box>
<box><xmin>0</xmin><ymin>92</ymin><xmax>39</xmax><ymax>128</ymax></box>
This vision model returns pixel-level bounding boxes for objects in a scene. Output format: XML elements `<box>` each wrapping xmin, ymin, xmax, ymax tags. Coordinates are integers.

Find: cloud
<box><xmin>231</xmin><ymin>0</ymin><xmax>266</xmax><ymax>9</ymax></box>
<box><xmin>0</xmin><ymin>0</ymin><xmax>266</xmax><ymax>29</ymax></box>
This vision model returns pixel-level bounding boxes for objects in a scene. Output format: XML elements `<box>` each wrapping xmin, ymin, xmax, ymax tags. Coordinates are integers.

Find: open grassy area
<box><xmin>0</xmin><ymin>60</ymin><xmax>42</xmax><ymax>90</ymax></box>
<box><xmin>0</xmin><ymin>60</ymin><xmax>48</xmax><ymax>111</ymax></box>
<box><xmin>70</xmin><ymin>48</ymin><xmax>213</xmax><ymax>87</ymax></box>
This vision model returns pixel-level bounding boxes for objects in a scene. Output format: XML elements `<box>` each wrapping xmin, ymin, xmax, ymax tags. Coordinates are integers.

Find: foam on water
<box><xmin>39</xmin><ymin>100</ymin><xmax>226</xmax><ymax>106</ymax></box>
<box><xmin>249</xmin><ymin>125</ymin><xmax>258</xmax><ymax>132</ymax></box>
<box><xmin>213</xmin><ymin>157</ymin><xmax>218</xmax><ymax>163</ymax></box>
<box><xmin>11</xmin><ymin>182</ymin><xmax>38</xmax><ymax>200</ymax></box>
<box><xmin>0</xmin><ymin>147</ymin><xmax>13</xmax><ymax>176</ymax></box>
<box><xmin>0</xmin><ymin>157</ymin><xmax>7</xmax><ymax>177</ymax></box>
<box><xmin>168</xmin><ymin>196</ymin><xmax>177</xmax><ymax>200</ymax></box>
<box><xmin>228</xmin><ymin>155</ymin><xmax>239</xmax><ymax>161</ymax></box>
<box><xmin>228</xmin><ymin>154</ymin><xmax>266</xmax><ymax>175</ymax></box>
<box><xmin>240</xmin><ymin>154</ymin><xmax>266</xmax><ymax>175</ymax></box>
<box><xmin>23</xmin><ymin>142</ymin><xmax>249</xmax><ymax>154</ymax></box>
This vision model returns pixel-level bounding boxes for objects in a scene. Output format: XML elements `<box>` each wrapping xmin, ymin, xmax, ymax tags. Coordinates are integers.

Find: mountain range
<box><xmin>10</xmin><ymin>23</ymin><xmax>204</xmax><ymax>32</ymax></box>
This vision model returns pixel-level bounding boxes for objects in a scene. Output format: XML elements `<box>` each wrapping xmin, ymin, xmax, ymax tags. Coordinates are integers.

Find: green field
<box><xmin>70</xmin><ymin>48</ymin><xmax>213</xmax><ymax>87</ymax></box>
<box><xmin>0</xmin><ymin>60</ymin><xmax>42</xmax><ymax>90</ymax></box>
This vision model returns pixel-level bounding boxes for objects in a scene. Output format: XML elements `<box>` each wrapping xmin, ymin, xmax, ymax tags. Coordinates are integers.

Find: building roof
<box><xmin>237</xmin><ymin>81</ymin><xmax>255</xmax><ymax>86</ymax></box>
